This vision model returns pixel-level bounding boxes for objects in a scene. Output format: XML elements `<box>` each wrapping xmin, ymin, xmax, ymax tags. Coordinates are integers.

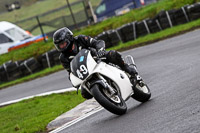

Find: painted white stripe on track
<box><xmin>50</xmin><ymin>107</ymin><xmax>103</xmax><ymax>133</ymax></box>
<box><xmin>0</xmin><ymin>87</ymin><xmax>76</xmax><ymax>107</ymax></box>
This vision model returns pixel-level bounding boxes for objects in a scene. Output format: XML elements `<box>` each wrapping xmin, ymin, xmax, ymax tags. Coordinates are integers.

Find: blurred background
<box><xmin>2</xmin><ymin>0</ymin><xmax>200</xmax><ymax>83</ymax></box>
<box><xmin>0</xmin><ymin>0</ymin><xmax>157</xmax><ymax>37</ymax></box>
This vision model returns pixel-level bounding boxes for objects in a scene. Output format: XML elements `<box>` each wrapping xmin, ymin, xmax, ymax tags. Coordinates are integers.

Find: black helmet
<box><xmin>53</xmin><ymin>27</ymin><xmax>73</xmax><ymax>52</ymax></box>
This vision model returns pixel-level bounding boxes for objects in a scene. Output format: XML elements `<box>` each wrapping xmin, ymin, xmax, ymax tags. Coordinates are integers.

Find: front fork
<box><xmin>97</xmin><ymin>74</ymin><xmax>117</xmax><ymax>97</ymax></box>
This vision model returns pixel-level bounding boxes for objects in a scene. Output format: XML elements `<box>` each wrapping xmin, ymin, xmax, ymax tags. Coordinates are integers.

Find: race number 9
<box><xmin>80</xmin><ymin>65</ymin><xmax>88</xmax><ymax>74</ymax></box>
<box><xmin>76</xmin><ymin>65</ymin><xmax>88</xmax><ymax>79</ymax></box>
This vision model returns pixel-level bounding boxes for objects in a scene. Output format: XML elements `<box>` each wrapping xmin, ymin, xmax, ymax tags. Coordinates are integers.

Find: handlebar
<box><xmin>93</xmin><ymin>56</ymin><xmax>107</xmax><ymax>63</ymax></box>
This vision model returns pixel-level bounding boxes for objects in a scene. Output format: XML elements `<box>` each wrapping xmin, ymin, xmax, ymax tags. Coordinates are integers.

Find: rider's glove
<box><xmin>97</xmin><ymin>48</ymin><xmax>106</xmax><ymax>58</ymax></box>
<box><xmin>89</xmin><ymin>47</ymin><xmax>98</xmax><ymax>56</ymax></box>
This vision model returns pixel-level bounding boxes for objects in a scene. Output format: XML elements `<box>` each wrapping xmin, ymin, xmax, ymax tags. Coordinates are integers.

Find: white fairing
<box><xmin>86</xmin><ymin>51</ymin><xmax>97</xmax><ymax>74</ymax></box>
<box><xmin>70</xmin><ymin>51</ymin><xmax>97</xmax><ymax>87</ymax></box>
<box><xmin>70</xmin><ymin>73</ymin><xmax>83</xmax><ymax>87</ymax></box>
<box><xmin>70</xmin><ymin>51</ymin><xmax>133</xmax><ymax>100</ymax></box>
<box><xmin>92</xmin><ymin>62</ymin><xmax>133</xmax><ymax>100</ymax></box>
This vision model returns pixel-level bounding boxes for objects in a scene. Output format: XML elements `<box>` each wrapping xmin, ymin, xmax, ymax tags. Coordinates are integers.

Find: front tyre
<box><xmin>91</xmin><ymin>84</ymin><xmax>127</xmax><ymax>115</ymax></box>
<box><xmin>132</xmin><ymin>84</ymin><xmax>151</xmax><ymax>103</ymax></box>
<box><xmin>81</xmin><ymin>87</ymin><xmax>93</xmax><ymax>99</ymax></box>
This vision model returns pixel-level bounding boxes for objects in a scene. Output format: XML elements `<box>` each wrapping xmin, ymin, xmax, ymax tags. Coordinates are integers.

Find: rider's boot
<box><xmin>123</xmin><ymin>63</ymin><xmax>138</xmax><ymax>76</ymax></box>
<box><xmin>123</xmin><ymin>64</ymin><xmax>138</xmax><ymax>85</ymax></box>
<box><xmin>123</xmin><ymin>55</ymin><xmax>145</xmax><ymax>87</ymax></box>
<box><xmin>123</xmin><ymin>63</ymin><xmax>144</xmax><ymax>87</ymax></box>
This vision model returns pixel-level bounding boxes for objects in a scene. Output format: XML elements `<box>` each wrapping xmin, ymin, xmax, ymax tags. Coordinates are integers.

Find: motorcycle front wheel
<box><xmin>91</xmin><ymin>84</ymin><xmax>127</xmax><ymax>115</ymax></box>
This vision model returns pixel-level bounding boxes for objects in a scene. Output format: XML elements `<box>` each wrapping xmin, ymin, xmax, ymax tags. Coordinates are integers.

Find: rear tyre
<box><xmin>91</xmin><ymin>84</ymin><xmax>127</xmax><ymax>115</ymax></box>
<box><xmin>132</xmin><ymin>84</ymin><xmax>151</xmax><ymax>103</ymax></box>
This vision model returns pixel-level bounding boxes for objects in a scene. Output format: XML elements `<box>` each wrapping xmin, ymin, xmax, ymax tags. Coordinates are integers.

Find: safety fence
<box><xmin>1</xmin><ymin>2</ymin><xmax>200</xmax><ymax>83</ymax></box>
<box><xmin>14</xmin><ymin>0</ymin><xmax>94</xmax><ymax>37</ymax></box>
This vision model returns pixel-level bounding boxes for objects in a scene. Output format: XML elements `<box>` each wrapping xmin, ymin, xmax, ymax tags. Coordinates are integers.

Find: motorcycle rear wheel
<box><xmin>91</xmin><ymin>84</ymin><xmax>127</xmax><ymax>115</ymax></box>
<box><xmin>132</xmin><ymin>83</ymin><xmax>151</xmax><ymax>102</ymax></box>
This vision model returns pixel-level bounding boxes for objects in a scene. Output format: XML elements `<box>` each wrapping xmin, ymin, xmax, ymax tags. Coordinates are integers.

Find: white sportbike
<box><xmin>70</xmin><ymin>49</ymin><xmax>151</xmax><ymax>115</ymax></box>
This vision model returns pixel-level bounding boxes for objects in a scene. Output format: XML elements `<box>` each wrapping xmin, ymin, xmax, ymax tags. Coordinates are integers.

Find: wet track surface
<box><xmin>0</xmin><ymin>70</ymin><xmax>71</xmax><ymax>103</ymax></box>
<box><xmin>56</xmin><ymin>30</ymin><xmax>200</xmax><ymax>133</ymax></box>
<box><xmin>1</xmin><ymin>29</ymin><xmax>200</xmax><ymax>133</ymax></box>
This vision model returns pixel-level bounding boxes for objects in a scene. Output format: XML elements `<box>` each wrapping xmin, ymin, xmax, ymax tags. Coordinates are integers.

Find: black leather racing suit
<box><xmin>59</xmin><ymin>35</ymin><xmax>126</xmax><ymax>73</ymax></box>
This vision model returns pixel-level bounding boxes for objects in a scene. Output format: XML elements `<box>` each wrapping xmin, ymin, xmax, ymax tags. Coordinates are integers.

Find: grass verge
<box><xmin>0</xmin><ymin>91</ymin><xmax>85</xmax><ymax>133</ymax></box>
<box><xmin>1</xmin><ymin>18</ymin><xmax>200</xmax><ymax>89</ymax></box>
<box><xmin>0</xmin><ymin>39</ymin><xmax>54</xmax><ymax>65</ymax></box>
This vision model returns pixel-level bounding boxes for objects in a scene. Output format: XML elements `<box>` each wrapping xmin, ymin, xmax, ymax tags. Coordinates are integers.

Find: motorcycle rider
<box><xmin>53</xmin><ymin>27</ymin><xmax>139</xmax><ymax>99</ymax></box>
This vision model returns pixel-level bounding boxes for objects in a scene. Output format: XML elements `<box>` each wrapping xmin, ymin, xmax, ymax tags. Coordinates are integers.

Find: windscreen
<box><xmin>5</xmin><ymin>28</ymin><xmax>30</xmax><ymax>41</ymax></box>
<box><xmin>0</xmin><ymin>33</ymin><xmax>13</xmax><ymax>44</ymax></box>
<box><xmin>96</xmin><ymin>3</ymin><xmax>106</xmax><ymax>15</ymax></box>
<box><xmin>70</xmin><ymin>49</ymin><xmax>90</xmax><ymax>80</ymax></box>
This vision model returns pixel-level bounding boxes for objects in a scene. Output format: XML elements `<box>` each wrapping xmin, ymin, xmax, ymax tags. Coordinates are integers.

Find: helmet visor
<box><xmin>57</xmin><ymin>39</ymin><xmax>70</xmax><ymax>51</ymax></box>
<box><xmin>59</xmin><ymin>42</ymin><xmax>68</xmax><ymax>49</ymax></box>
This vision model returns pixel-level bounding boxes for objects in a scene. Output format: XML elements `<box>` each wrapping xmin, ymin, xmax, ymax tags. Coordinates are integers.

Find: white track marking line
<box><xmin>0</xmin><ymin>87</ymin><xmax>76</xmax><ymax>107</ymax></box>
<box><xmin>50</xmin><ymin>107</ymin><xmax>103</xmax><ymax>133</ymax></box>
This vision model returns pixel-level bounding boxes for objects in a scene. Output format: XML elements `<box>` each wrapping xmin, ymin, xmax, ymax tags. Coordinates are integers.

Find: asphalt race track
<box><xmin>54</xmin><ymin>29</ymin><xmax>200</xmax><ymax>133</ymax></box>
<box><xmin>1</xmin><ymin>29</ymin><xmax>200</xmax><ymax>133</ymax></box>
<box><xmin>0</xmin><ymin>69</ymin><xmax>72</xmax><ymax>103</ymax></box>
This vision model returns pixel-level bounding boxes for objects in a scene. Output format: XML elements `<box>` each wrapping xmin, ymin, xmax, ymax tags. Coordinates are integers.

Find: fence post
<box><xmin>87</xmin><ymin>0</ymin><xmax>97</xmax><ymax>23</ymax></box>
<box><xmin>66</xmin><ymin>0</ymin><xmax>78</xmax><ymax>29</ymax></box>
<box><xmin>36</xmin><ymin>16</ymin><xmax>47</xmax><ymax>43</ymax></box>
<box><xmin>82</xmin><ymin>1</ymin><xmax>90</xmax><ymax>24</ymax></box>
<box><xmin>62</xmin><ymin>16</ymin><xmax>68</xmax><ymax>26</ymax></box>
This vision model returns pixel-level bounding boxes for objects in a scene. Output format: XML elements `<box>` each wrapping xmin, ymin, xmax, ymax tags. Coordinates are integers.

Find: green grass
<box><xmin>0</xmin><ymin>0</ymin><xmax>101</xmax><ymax>22</ymax></box>
<box><xmin>0</xmin><ymin>39</ymin><xmax>54</xmax><ymax>64</ymax></box>
<box><xmin>0</xmin><ymin>0</ymin><xmax>71</xmax><ymax>22</ymax></box>
<box><xmin>0</xmin><ymin>91</ymin><xmax>85</xmax><ymax>133</ymax></box>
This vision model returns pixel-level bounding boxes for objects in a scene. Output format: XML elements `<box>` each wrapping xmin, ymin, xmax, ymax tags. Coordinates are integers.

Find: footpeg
<box><xmin>136</xmin><ymin>75</ymin><xmax>145</xmax><ymax>87</ymax></box>
<box><xmin>136</xmin><ymin>75</ymin><xmax>142</xmax><ymax>81</ymax></box>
